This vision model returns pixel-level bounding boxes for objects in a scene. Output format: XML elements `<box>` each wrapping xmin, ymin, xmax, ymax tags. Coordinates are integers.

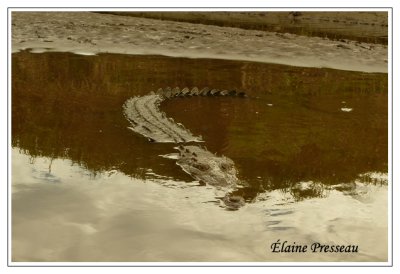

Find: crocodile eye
<box><xmin>220</xmin><ymin>163</ymin><xmax>231</xmax><ymax>171</ymax></box>
<box><xmin>192</xmin><ymin>163</ymin><xmax>209</xmax><ymax>171</ymax></box>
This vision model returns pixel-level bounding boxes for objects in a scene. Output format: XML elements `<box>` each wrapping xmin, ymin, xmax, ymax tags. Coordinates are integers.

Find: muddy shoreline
<box><xmin>12</xmin><ymin>12</ymin><xmax>388</xmax><ymax>73</ymax></box>
<box><xmin>101</xmin><ymin>11</ymin><xmax>388</xmax><ymax>44</ymax></box>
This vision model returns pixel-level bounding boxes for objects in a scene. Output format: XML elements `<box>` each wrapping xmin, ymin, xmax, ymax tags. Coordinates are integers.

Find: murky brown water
<box><xmin>12</xmin><ymin>51</ymin><xmax>388</xmax><ymax>262</ymax></box>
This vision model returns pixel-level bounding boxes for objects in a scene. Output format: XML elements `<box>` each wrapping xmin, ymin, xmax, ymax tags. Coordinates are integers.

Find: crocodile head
<box><xmin>175</xmin><ymin>145</ymin><xmax>240</xmax><ymax>188</ymax></box>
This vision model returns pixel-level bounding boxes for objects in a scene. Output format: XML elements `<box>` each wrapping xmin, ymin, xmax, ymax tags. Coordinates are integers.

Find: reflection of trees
<box><xmin>12</xmin><ymin>51</ymin><xmax>388</xmax><ymax>200</ymax></box>
<box><xmin>232</xmin><ymin>62</ymin><xmax>388</xmax><ymax>197</ymax></box>
<box><xmin>12</xmin><ymin>51</ymin><xmax>242</xmax><ymax>181</ymax></box>
<box><xmin>240</xmin><ymin>62</ymin><xmax>387</xmax><ymax>96</ymax></box>
<box><xmin>228</xmin><ymin>101</ymin><xmax>388</xmax><ymax>192</ymax></box>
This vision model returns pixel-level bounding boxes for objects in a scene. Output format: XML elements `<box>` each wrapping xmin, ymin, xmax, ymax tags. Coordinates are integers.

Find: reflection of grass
<box><xmin>227</xmin><ymin>90</ymin><xmax>387</xmax><ymax>190</ymax></box>
<box><xmin>357</xmin><ymin>172</ymin><xmax>388</xmax><ymax>186</ymax></box>
<box><xmin>283</xmin><ymin>72</ymin><xmax>303</xmax><ymax>92</ymax></box>
<box><xmin>12</xmin><ymin>51</ymin><xmax>388</xmax><ymax>200</ymax></box>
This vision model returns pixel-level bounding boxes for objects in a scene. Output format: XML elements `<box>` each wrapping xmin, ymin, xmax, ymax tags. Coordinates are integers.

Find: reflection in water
<box><xmin>12</xmin><ymin>51</ymin><xmax>388</xmax><ymax>200</ymax></box>
<box><xmin>11</xmin><ymin>51</ymin><xmax>388</xmax><ymax>262</ymax></box>
<box><xmin>12</xmin><ymin>149</ymin><xmax>387</xmax><ymax>262</ymax></box>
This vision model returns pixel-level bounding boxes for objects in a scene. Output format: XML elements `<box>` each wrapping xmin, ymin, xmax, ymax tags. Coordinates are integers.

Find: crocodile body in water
<box><xmin>123</xmin><ymin>87</ymin><xmax>246</xmax><ymax>209</ymax></box>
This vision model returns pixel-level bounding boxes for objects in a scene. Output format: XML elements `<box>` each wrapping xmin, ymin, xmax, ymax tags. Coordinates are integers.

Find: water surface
<box><xmin>12</xmin><ymin>51</ymin><xmax>388</xmax><ymax>262</ymax></box>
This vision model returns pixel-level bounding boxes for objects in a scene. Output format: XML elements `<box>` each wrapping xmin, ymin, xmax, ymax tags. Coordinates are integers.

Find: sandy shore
<box><xmin>11</xmin><ymin>12</ymin><xmax>388</xmax><ymax>73</ymax></box>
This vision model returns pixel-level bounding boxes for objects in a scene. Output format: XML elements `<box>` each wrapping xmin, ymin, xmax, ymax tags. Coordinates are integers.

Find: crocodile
<box><xmin>123</xmin><ymin>87</ymin><xmax>245</xmax><ymax>143</ymax></box>
<box><xmin>174</xmin><ymin>145</ymin><xmax>239</xmax><ymax>188</ymax></box>
<box><xmin>123</xmin><ymin>87</ymin><xmax>246</xmax><ymax>209</ymax></box>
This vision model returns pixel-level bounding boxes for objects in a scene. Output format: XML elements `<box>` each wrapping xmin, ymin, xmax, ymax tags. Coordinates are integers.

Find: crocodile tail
<box><xmin>123</xmin><ymin>94</ymin><xmax>203</xmax><ymax>143</ymax></box>
<box><xmin>158</xmin><ymin>87</ymin><xmax>247</xmax><ymax>99</ymax></box>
